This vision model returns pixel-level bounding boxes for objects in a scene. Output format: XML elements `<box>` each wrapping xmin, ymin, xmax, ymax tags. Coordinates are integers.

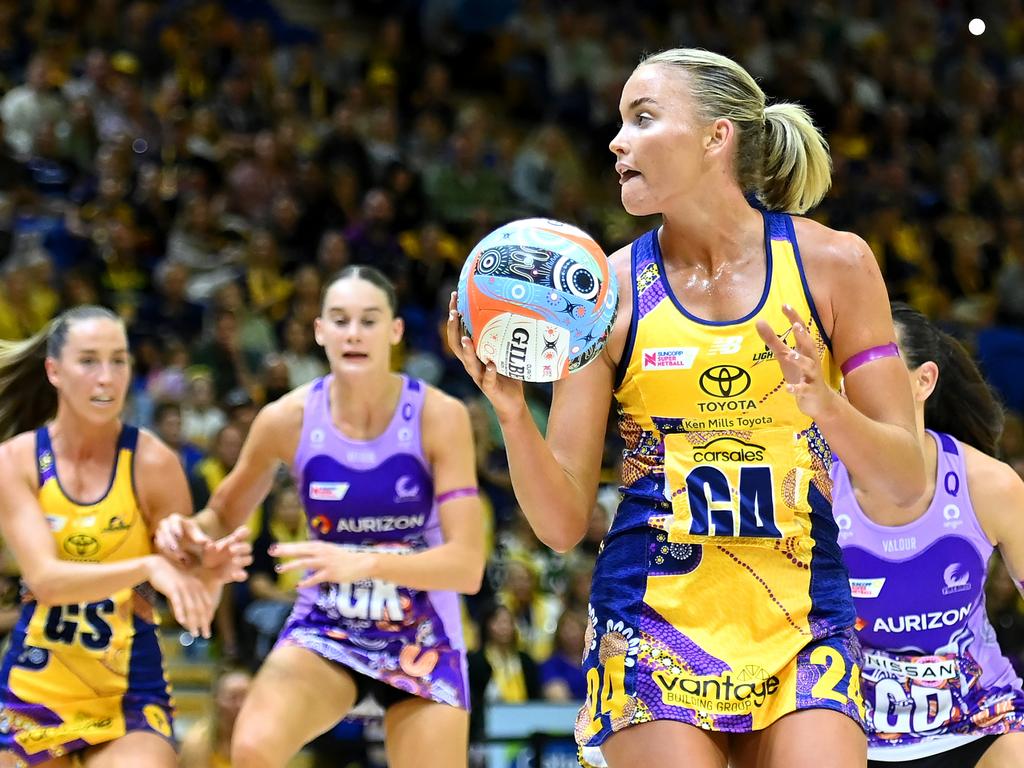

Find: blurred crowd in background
<box><xmin>2</xmin><ymin>0</ymin><xmax>1024</xmax><ymax>763</ymax></box>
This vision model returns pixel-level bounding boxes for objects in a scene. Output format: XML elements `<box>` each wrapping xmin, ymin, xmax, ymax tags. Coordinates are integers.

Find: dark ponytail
<box><xmin>891</xmin><ymin>302</ymin><xmax>1004</xmax><ymax>456</ymax></box>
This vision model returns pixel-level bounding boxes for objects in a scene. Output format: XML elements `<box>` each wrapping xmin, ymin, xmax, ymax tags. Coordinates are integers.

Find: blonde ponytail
<box><xmin>762</xmin><ymin>103</ymin><xmax>832</xmax><ymax>214</ymax></box>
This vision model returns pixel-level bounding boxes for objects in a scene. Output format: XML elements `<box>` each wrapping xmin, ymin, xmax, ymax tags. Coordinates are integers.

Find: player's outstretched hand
<box><xmin>153</xmin><ymin>513</ymin><xmax>212</xmax><ymax>567</ymax></box>
<box><xmin>756</xmin><ymin>304</ymin><xmax>839</xmax><ymax>422</ymax></box>
<box><xmin>200</xmin><ymin>526</ymin><xmax>252</xmax><ymax>584</ymax></box>
<box><xmin>270</xmin><ymin>541</ymin><xmax>374</xmax><ymax>590</ymax></box>
<box><xmin>145</xmin><ymin>555</ymin><xmax>216</xmax><ymax>639</ymax></box>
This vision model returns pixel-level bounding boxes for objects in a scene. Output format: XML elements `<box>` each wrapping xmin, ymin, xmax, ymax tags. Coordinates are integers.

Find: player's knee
<box><xmin>231</xmin><ymin>720</ymin><xmax>276</xmax><ymax>768</ymax></box>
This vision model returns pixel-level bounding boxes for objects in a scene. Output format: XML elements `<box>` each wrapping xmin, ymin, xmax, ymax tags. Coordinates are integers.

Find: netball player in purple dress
<box><xmin>156</xmin><ymin>266</ymin><xmax>485</xmax><ymax>768</ymax></box>
<box><xmin>833</xmin><ymin>303</ymin><xmax>1024</xmax><ymax>767</ymax></box>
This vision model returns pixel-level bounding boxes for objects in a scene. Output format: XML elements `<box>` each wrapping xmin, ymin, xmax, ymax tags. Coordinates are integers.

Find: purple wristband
<box><xmin>437</xmin><ymin>487</ymin><xmax>478</xmax><ymax>505</ymax></box>
<box><xmin>840</xmin><ymin>342</ymin><xmax>900</xmax><ymax>376</ymax></box>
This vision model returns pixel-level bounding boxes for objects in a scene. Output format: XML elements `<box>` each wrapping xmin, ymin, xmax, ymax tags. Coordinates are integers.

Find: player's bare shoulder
<box><xmin>791</xmin><ymin>216</ymin><xmax>881</xmax><ymax>334</ymax></box>
<box><xmin>421</xmin><ymin>384</ymin><xmax>470</xmax><ymax>436</ymax></box>
<box><xmin>263</xmin><ymin>383</ymin><xmax>314</xmax><ymax>429</ymax></box>
<box><xmin>248</xmin><ymin>383</ymin><xmax>315</xmax><ymax>462</ymax></box>
<box><xmin>420</xmin><ymin>384</ymin><xmax>474</xmax><ymax>460</ymax></box>
<box><xmin>135</xmin><ymin>428</ymin><xmax>187</xmax><ymax>476</ymax></box>
<box><xmin>0</xmin><ymin>431</ymin><xmax>40</xmax><ymax>485</ymax></box>
<box><xmin>791</xmin><ymin>217</ymin><xmax>876</xmax><ymax>277</ymax></box>
<box><xmin>962</xmin><ymin>441</ymin><xmax>1024</xmax><ymax>546</ymax></box>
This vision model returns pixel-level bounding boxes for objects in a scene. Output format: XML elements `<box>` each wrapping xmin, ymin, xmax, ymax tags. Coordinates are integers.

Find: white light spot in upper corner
<box><xmin>969</xmin><ymin>18</ymin><xmax>986</xmax><ymax>36</ymax></box>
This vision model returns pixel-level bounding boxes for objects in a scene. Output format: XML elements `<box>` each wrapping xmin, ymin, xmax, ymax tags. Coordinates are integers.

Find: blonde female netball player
<box><xmin>449</xmin><ymin>48</ymin><xmax>926</xmax><ymax>767</ymax></box>
<box><xmin>0</xmin><ymin>305</ymin><xmax>250</xmax><ymax>767</ymax></box>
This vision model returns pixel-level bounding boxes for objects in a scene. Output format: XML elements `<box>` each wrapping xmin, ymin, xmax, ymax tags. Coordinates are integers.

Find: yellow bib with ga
<box><xmin>614</xmin><ymin>212</ymin><xmax>841</xmax><ymax>550</ymax></box>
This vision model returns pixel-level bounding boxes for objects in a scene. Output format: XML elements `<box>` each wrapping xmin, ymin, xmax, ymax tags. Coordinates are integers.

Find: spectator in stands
<box><xmin>498</xmin><ymin>558</ymin><xmax>561</xmax><ymax>661</ymax></box>
<box><xmin>540</xmin><ymin>609</ymin><xmax>587</xmax><ymax>702</ymax></box>
<box><xmin>182</xmin><ymin>369</ymin><xmax>227</xmax><ymax>451</ymax></box>
<box><xmin>468</xmin><ymin>604</ymin><xmax>541</xmax><ymax>743</ymax></box>
<box><xmin>1</xmin><ymin>55</ymin><xmax>64</xmax><ymax>159</ymax></box>
<box><xmin>191</xmin><ymin>307</ymin><xmax>262</xmax><ymax>402</ymax></box>
<box><xmin>152</xmin><ymin>400</ymin><xmax>204</xmax><ymax>475</ymax></box>
<box><xmin>179</xmin><ymin>667</ymin><xmax>254</xmax><ymax>768</ymax></box>
<box><xmin>135</xmin><ymin>261</ymin><xmax>205</xmax><ymax>346</ymax></box>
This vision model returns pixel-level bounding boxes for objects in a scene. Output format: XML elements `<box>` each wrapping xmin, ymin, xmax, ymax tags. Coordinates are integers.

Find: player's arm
<box><xmin>135</xmin><ymin>430</ymin><xmax>251</xmax><ymax>585</ymax></box>
<box><xmin>481</xmin><ymin>246</ymin><xmax>630</xmax><ymax>553</ymax></box>
<box><xmin>365</xmin><ymin>390</ymin><xmax>485</xmax><ymax>593</ymax></box>
<box><xmin>798</xmin><ymin>223</ymin><xmax>926</xmax><ymax>510</ymax></box>
<box><xmin>965</xmin><ymin>446</ymin><xmax>1024</xmax><ymax>594</ymax></box>
<box><xmin>195</xmin><ymin>393</ymin><xmax>303</xmax><ymax>538</ymax></box>
<box><xmin>0</xmin><ymin>434</ymin><xmax>213</xmax><ymax>635</ymax></box>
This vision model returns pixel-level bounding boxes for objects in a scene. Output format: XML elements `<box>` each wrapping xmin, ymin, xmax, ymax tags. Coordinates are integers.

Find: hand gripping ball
<box><xmin>457</xmin><ymin>218</ymin><xmax>618</xmax><ymax>383</ymax></box>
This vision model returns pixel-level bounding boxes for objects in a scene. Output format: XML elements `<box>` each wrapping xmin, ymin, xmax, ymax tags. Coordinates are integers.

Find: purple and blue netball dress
<box><xmin>833</xmin><ymin>430</ymin><xmax>1024</xmax><ymax>761</ymax></box>
<box><xmin>275</xmin><ymin>375</ymin><xmax>469</xmax><ymax>710</ymax></box>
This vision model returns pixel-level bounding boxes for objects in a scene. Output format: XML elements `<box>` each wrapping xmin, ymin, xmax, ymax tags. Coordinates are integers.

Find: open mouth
<box><xmin>91</xmin><ymin>396</ymin><xmax>115</xmax><ymax>404</ymax></box>
<box><xmin>619</xmin><ymin>169</ymin><xmax>641</xmax><ymax>184</ymax></box>
<box><xmin>341</xmin><ymin>352</ymin><xmax>369</xmax><ymax>360</ymax></box>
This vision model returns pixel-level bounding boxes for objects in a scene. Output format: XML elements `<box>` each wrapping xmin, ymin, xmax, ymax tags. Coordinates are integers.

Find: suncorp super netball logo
<box><xmin>642</xmin><ymin>347</ymin><xmax>698</xmax><ymax>370</ymax></box>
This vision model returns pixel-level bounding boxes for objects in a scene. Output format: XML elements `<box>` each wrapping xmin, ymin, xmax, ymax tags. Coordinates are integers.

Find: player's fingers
<box><xmin>154</xmin><ymin>528</ymin><xmax>188</xmax><ymax>564</ymax></box>
<box><xmin>781</xmin><ymin>306</ymin><xmax>818</xmax><ymax>356</ymax></box>
<box><xmin>183</xmin><ymin>519</ymin><xmax>212</xmax><ymax>547</ymax></box>
<box><xmin>158</xmin><ymin>516</ymin><xmax>183</xmax><ymax>551</ymax></box>
<box><xmin>275</xmin><ymin>557</ymin><xmax>315</xmax><ymax>574</ymax></box>
<box><xmin>168</xmin><ymin>586</ymin><xmax>198</xmax><ymax>637</ymax></box>
<box><xmin>445</xmin><ymin>312</ymin><xmax>461</xmax><ymax>357</ymax></box>
<box><xmin>184</xmin><ymin>583</ymin><xmax>208</xmax><ymax>637</ymax></box>
<box><xmin>269</xmin><ymin>541</ymin><xmax>324</xmax><ymax>558</ymax></box>
<box><xmin>481</xmin><ymin>361</ymin><xmax>503</xmax><ymax>394</ymax></box>
<box><xmin>196</xmin><ymin>586</ymin><xmax>214</xmax><ymax>639</ymax></box>
<box><xmin>460</xmin><ymin>337</ymin><xmax>486</xmax><ymax>384</ymax></box>
<box><xmin>755</xmin><ymin>320</ymin><xmax>792</xmax><ymax>359</ymax></box>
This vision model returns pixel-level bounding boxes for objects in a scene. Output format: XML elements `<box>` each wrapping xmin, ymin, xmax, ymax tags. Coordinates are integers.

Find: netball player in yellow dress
<box><xmin>0</xmin><ymin>306</ymin><xmax>250</xmax><ymax>768</ymax></box>
<box><xmin>450</xmin><ymin>49</ymin><xmax>927</xmax><ymax>767</ymax></box>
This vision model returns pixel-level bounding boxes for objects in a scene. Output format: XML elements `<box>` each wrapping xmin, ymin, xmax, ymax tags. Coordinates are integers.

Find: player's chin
<box><xmin>620</xmin><ymin>192</ymin><xmax>657</xmax><ymax>217</ymax></box>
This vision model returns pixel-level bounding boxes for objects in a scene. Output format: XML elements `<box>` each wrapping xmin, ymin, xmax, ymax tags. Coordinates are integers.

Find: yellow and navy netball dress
<box><xmin>576</xmin><ymin>212</ymin><xmax>864</xmax><ymax>754</ymax></box>
<box><xmin>0</xmin><ymin>426</ymin><xmax>174</xmax><ymax>766</ymax></box>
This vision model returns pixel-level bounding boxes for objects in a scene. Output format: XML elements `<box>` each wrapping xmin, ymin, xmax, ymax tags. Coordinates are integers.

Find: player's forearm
<box><xmin>27</xmin><ymin>555</ymin><xmax>157</xmax><ymax>605</ymax></box>
<box><xmin>205</xmin><ymin>470</ymin><xmax>274</xmax><ymax>535</ymax></box>
<box><xmin>192</xmin><ymin>506</ymin><xmax>233</xmax><ymax>540</ymax></box>
<box><xmin>498</xmin><ymin>406</ymin><xmax>592</xmax><ymax>553</ymax></box>
<box><xmin>817</xmin><ymin>393</ymin><xmax>925</xmax><ymax>507</ymax></box>
<box><xmin>366</xmin><ymin>543</ymin><xmax>484</xmax><ymax>594</ymax></box>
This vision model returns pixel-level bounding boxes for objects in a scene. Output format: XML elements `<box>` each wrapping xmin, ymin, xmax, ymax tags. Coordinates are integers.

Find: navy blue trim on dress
<box><xmin>785</xmin><ymin>214</ymin><xmax>833</xmax><ymax>351</ymax></box>
<box><xmin>42</xmin><ymin>423</ymin><xmax>128</xmax><ymax>507</ymax></box>
<box><xmin>651</xmin><ymin>210</ymin><xmax>772</xmax><ymax>327</ymax></box>
<box><xmin>613</xmin><ymin>235</ymin><xmax>643</xmax><ymax>390</ymax></box>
